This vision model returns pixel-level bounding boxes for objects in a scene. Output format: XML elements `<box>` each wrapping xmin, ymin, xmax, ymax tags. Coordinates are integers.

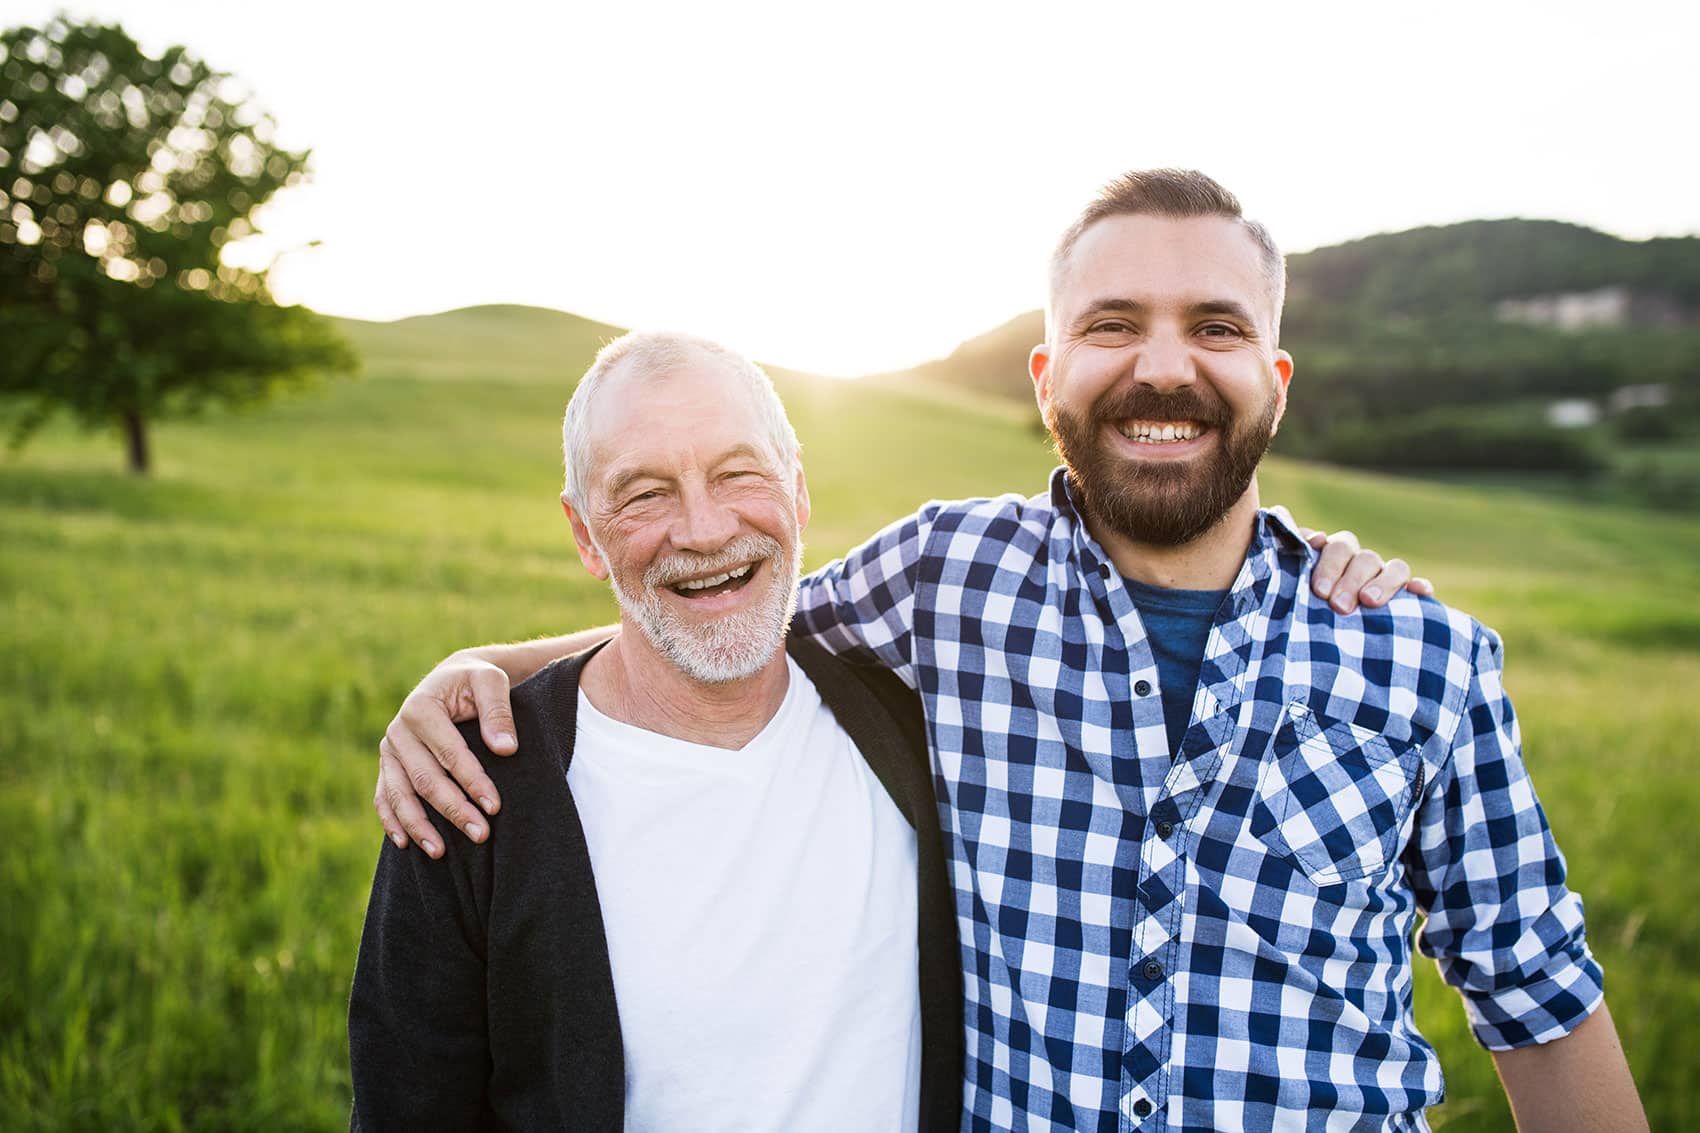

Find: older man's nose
<box><xmin>673</xmin><ymin>483</ymin><xmax>740</xmax><ymax>551</ymax></box>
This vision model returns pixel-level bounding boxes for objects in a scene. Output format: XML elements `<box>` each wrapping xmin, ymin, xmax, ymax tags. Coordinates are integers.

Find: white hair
<box><xmin>561</xmin><ymin>331</ymin><xmax>800</xmax><ymax>511</ymax></box>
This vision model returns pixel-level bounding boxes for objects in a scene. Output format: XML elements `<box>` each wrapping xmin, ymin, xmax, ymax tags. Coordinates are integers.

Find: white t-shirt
<box><xmin>568</xmin><ymin>655</ymin><xmax>922</xmax><ymax>1133</ymax></box>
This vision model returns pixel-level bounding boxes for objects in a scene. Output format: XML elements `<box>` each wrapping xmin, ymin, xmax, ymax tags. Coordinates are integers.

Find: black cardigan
<box><xmin>349</xmin><ymin>638</ymin><xmax>963</xmax><ymax>1132</ymax></box>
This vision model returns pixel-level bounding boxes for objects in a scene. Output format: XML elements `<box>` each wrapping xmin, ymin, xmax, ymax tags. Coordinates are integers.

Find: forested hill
<box><xmin>1290</xmin><ymin>219</ymin><xmax>1700</xmax><ymax>316</ymax></box>
<box><xmin>881</xmin><ymin>218</ymin><xmax>1700</xmax><ymax>403</ymax></box>
<box><xmin>874</xmin><ymin>218</ymin><xmax>1700</xmax><ymax>507</ymax></box>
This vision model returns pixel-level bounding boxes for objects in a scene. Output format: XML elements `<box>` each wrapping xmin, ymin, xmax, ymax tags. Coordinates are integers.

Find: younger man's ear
<box><xmin>1028</xmin><ymin>343</ymin><xmax>1053</xmax><ymax>412</ymax></box>
<box><xmin>1270</xmin><ymin>349</ymin><xmax>1295</xmax><ymax>435</ymax></box>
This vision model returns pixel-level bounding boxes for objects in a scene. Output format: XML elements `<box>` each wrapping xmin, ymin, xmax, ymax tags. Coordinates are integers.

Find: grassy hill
<box><xmin>333</xmin><ymin>303</ymin><xmax>627</xmax><ymax>382</ymax></box>
<box><xmin>2</xmin><ymin>308</ymin><xmax>1696</xmax><ymax>1129</ymax></box>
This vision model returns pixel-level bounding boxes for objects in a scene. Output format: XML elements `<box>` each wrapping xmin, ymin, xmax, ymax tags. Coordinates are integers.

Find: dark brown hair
<box><xmin>1048</xmin><ymin>168</ymin><xmax>1286</xmax><ymax>341</ymax></box>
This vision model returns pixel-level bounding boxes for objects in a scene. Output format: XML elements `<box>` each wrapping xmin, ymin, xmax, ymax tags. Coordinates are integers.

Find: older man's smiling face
<box><xmin>566</xmin><ymin>358</ymin><xmax>808</xmax><ymax>684</ymax></box>
<box><xmin>1032</xmin><ymin>213</ymin><xmax>1294</xmax><ymax>547</ymax></box>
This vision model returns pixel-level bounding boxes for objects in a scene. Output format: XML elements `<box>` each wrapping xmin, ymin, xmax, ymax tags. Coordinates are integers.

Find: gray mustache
<box><xmin>644</xmin><ymin>535</ymin><xmax>785</xmax><ymax>589</ymax></box>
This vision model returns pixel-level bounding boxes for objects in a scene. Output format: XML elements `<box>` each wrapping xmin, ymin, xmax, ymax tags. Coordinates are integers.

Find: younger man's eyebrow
<box><xmin>1188</xmin><ymin>299</ymin><xmax>1260</xmax><ymax>325</ymax></box>
<box><xmin>1073</xmin><ymin>297</ymin><xmax>1149</xmax><ymax>323</ymax></box>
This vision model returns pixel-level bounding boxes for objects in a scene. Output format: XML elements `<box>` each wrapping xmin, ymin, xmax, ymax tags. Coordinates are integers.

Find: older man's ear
<box><xmin>792</xmin><ymin>457</ymin><xmax>812</xmax><ymax>532</ymax></box>
<box><xmin>561</xmin><ymin>495</ymin><xmax>609</xmax><ymax>581</ymax></box>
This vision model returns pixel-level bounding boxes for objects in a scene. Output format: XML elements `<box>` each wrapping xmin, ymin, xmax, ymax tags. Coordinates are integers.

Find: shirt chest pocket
<box><xmin>1251</xmin><ymin>700</ymin><xmax>1424</xmax><ymax>886</ymax></box>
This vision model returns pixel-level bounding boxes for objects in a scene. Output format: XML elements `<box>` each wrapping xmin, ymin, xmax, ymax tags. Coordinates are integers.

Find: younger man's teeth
<box><xmin>1120</xmin><ymin>420</ymin><xmax>1202</xmax><ymax>442</ymax></box>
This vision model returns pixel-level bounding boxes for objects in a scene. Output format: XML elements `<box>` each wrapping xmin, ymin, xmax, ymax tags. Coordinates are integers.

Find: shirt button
<box><xmin>1135</xmin><ymin>679</ymin><xmax>1153</xmax><ymax>696</ymax></box>
<box><xmin>1133</xmin><ymin>1099</ymin><xmax>1153</xmax><ymax>1118</ymax></box>
<box><xmin>1142</xmin><ymin>958</ymin><xmax>1164</xmax><ymax>981</ymax></box>
<box><xmin>1156</xmin><ymin>819</ymin><xmax>1174</xmax><ymax>839</ymax></box>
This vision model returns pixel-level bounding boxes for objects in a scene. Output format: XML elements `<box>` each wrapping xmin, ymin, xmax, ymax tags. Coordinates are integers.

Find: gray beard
<box><xmin>604</xmin><ymin>533</ymin><xmax>802</xmax><ymax>684</ymax></box>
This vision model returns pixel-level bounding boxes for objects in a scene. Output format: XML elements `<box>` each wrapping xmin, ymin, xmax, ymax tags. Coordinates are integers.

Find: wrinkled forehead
<box><xmin>585</xmin><ymin>358</ymin><xmax>783</xmax><ymax>469</ymax></box>
<box><xmin>1052</xmin><ymin>214</ymin><xmax>1277</xmax><ymax>328</ymax></box>
<box><xmin>596</xmin><ymin>351</ymin><xmax>740</xmax><ymax>420</ymax></box>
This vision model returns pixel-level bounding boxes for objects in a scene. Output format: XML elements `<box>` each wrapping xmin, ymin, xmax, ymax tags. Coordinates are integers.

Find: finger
<box><xmin>400</xmin><ymin>706</ymin><xmax>501</xmax><ymax>817</ymax></box>
<box><xmin>1329</xmin><ymin>550</ymin><xmax>1385</xmax><ymax>615</ymax></box>
<box><xmin>374</xmin><ymin>771</ymin><xmax>408</xmax><ymax>849</ymax></box>
<box><xmin>1356</xmin><ymin>557</ymin><xmax>1412</xmax><ymax>609</ymax></box>
<box><xmin>1309</xmin><ymin>530</ymin><xmax>1360</xmax><ymax>599</ymax></box>
<box><xmin>380</xmin><ymin>745</ymin><xmax>442</xmax><ymax>859</ymax></box>
<box><xmin>1408</xmin><ymin>575</ymin><xmax>1435</xmax><ymax>597</ymax></box>
<box><xmin>430</xmin><ymin>729</ymin><xmax>502</xmax><ymax>824</ymax></box>
<box><xmin>468</xmin><ymin>668</ymin><xmax>518</xmax><ymax>758</ymax></box>
<box><xmin>389</xmin><ymin>725</ymin><xmax>488</xmax><ymax>844</ymax></box>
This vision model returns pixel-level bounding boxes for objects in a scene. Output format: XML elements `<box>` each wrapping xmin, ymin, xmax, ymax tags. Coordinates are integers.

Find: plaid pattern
<box><xmin>795</xmin><ymin>468</ymin><xmax>1603</xmax><ymax>1132</ymax></box>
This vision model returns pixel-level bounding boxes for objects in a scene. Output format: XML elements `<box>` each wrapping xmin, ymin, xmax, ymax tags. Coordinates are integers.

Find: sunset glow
<box><xmin>15</xmin><ymin>0</ymin><xmax>1699</xmax><ymax>376</ymax></box>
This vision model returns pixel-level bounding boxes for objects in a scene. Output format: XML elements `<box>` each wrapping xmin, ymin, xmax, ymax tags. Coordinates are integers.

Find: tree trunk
<box><xmin>123</xmin><ymin>408</ymin><xmax>150</xmax><ymax>475</ymax></box>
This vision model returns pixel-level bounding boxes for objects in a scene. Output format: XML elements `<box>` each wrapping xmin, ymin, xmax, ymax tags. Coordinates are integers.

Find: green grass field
<box><xmin>3</xmin><ymin>306</ymin><xmax>1697</xmax><ymax>1129</ymax></box>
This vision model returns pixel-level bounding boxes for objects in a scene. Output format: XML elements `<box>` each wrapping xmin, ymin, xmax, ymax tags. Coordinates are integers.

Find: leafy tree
<box><xmin>0</xmin><ymin>15</ymin><xmax>354</xmax><ymax>474</ymax></box>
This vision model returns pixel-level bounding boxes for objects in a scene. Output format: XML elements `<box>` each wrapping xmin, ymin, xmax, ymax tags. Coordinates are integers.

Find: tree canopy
<box><xmin>0</xmin><ymin>15</ymin><xmax>354</xmax><ymax>473</ymax></box>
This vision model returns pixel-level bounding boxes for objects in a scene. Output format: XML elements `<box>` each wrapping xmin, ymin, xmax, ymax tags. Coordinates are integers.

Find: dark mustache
<box><xmin>1091</xmin><ymin>387</ymin><xmax>1228</xmax><ymax>427</ymax></box>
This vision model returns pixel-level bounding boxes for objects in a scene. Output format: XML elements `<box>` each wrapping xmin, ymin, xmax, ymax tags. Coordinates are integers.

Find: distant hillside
<box><xmin>1289</xmin><ymin>219</ymin><xmax>1700</xmax><ymax>316</ymax></box>
<box><xmin>334</xmin><ymin>305</ymin><xmax>627</xmax><ymax>383</ymax></box>
<box><xmin>874</xmin><ymin>218</ymin><xmax>1700</xmax><ymax>405</ymax></box>
<box><xmin>865</xmin><ymin>310</ymin><xmax>1044</xmax><ymax>407</ymax></box>
<box><xmin>319</xmin><ymin>263</ymin><xmax>1697</xmax><ymax>509</ymax></box>
<box><xmin>861</xmin><ymin>218</ymin><xmax>1699</xmax><ymax>506</ymax></box>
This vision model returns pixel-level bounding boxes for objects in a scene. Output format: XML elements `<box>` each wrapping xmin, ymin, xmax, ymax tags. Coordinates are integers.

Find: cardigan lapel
<box><xmin>786</xmin><ymin>636</ymin><xmax>928</xmax><ymax>830</ymax></box>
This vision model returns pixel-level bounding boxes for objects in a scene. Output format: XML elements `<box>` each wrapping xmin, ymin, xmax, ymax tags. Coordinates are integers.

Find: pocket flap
<box><xmin>1258</xmin><ymin>700</ymin><xmax>1423</xmax><ymax>886</ymax></box>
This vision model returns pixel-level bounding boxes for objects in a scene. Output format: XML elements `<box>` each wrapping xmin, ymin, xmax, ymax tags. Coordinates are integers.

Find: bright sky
<box><xmin>15</xmin><ymin>0</ymin><xmax>1700</xmax><ymax>375</ymax></box>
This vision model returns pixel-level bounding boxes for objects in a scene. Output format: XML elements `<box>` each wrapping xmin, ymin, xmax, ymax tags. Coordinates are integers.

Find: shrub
<box><xmin>1317</xmin><ymin>411</ymin><xmax>1607</xmax><ymax>475</ymax></box>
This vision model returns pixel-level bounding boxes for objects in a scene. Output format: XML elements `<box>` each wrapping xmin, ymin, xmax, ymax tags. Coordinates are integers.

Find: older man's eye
<box><xmin>1199</xmin><ymin>322</ymin><xmax>1241</xmax><ymax>339</ymax></box>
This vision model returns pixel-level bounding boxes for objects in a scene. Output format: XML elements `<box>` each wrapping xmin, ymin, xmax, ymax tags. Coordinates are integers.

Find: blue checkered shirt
<box><xmin>794</xmin><ymin>468</ymin><xmax>1603</xmax><ymax>1132</ymax></box>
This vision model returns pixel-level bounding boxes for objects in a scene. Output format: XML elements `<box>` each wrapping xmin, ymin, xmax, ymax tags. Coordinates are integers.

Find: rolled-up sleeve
<box><xmin>1407</xmin><ymin>625</ymin><xmax>1605</xmax><ymax>1050</ymax></box>
<box><xmin>794</xmin><ymin>502</ymin><xmax>941</xmax><ymax>687</ymax></box>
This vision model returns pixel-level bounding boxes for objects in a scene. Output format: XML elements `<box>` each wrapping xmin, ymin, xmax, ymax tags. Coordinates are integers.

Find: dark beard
<box><xmin>1046</xmin><ymin>384</ymin><xmax>1276</xmax><ymax>546</ymax></box>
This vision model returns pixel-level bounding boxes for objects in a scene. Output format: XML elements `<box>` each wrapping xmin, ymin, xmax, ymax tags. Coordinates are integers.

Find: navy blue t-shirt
<box><xmin>1123</xmin><ymin>577</ymin><xmax>1229</xmax><ymax>757</ymax></box>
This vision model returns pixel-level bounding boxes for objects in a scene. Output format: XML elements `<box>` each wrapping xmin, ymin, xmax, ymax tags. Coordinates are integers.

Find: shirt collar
<box><xmin>1047</xmin><ymin>464</ymin><xmax>1311</xmax><ymax>608</ymax></box>
<box><xmin>1257</xmin><ymin>505</ymin><xmax>1316</xmax><ymax>559</ymax></box>
<box><xmin>1048</xmin><ymin>467</ymin><xmax>1116</xmax><ymax>590</ymax></box>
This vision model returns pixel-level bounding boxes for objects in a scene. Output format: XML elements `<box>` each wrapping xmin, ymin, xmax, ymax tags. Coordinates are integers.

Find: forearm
<box><xmin>462</xmin><ymin>626</ymin><xmax>616</xmax><ymax>683</ymax></box>
<box><xmin>1491</xmin><ymin>1002</ymin><xmax>1646</xmax><ymax>1132</ymax></box>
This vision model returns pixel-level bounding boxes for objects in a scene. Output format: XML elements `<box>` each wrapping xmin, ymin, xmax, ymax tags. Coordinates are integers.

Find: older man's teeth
<box><xmin>676</xmin><ymin>564</ymin><xmax>754</xmax><ymax>591</ymax></box>
<box><xmin>1118</xmin><ymin>420</ymin><xmax>1203</xmax><ymax>443</ymax></box>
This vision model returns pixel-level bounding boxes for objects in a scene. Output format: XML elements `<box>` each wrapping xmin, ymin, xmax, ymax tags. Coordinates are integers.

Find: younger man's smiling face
<box><xmin>1032</xmin><ymin>213</ymin><xmax>1294</xmax><ymax>547</ymax></box>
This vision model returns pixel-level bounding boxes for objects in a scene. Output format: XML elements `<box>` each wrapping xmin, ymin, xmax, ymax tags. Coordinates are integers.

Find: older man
<box><xmin>348</xmin><ymin>333</ymin><xmax>962</xmax><ymax>1131</ymax></box>
<box><xmin>372</xmin><ymin>171</ymin><xmax>1645</xmax><ymax>1130</ymax></box>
